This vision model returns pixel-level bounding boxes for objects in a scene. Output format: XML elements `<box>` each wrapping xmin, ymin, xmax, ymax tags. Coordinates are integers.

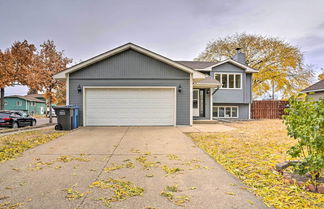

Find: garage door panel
<box><xmin>85</xmin><ymin>88</ymin><xmax>175</xmax><ymax>126</ymax></box>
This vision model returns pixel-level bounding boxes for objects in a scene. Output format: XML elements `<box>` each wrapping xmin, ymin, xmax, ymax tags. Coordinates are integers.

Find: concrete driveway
<box><xmin>0</xmin><ymin>127</ymin><xmax>268</xmax><ymax>209</ymax></box>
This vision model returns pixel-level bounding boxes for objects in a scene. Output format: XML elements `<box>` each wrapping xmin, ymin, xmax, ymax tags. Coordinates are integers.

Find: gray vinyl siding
<box><xmin>71</xmin><ymin>49</ymin><xmax>188</xmax><ymax>79</ymax></box>
<box><xmin>212</xmin><ymin>103</ymin><xmax>250</xmax><ymax>120</ymax></box>
<box><xmin>69</xmin><ymin>49</ymin><xmax>190</xmax><ymax>126</ymax></box>
<box><xmin>308</xmin><ymin>91</ymin><xmax>324</xmax><ymax>101</ymax></box>
<box><xmin>210</xmin><ymin>63</ymin><xmax>252</xmax><ymax>104</ymax></box>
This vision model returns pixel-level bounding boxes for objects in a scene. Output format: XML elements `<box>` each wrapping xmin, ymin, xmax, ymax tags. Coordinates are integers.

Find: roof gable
<box><xmin>208</xmin><ymin>59</ymin><xmax>258</xmax><ymax>73</ymax></box>
<box><xmin>54</xmin><ymin>43</ymin><xmax>206</xmax><ymax>80</ymax></box>
<box><xmin>175</xmin><ymin>61</ymin><xmax>218</xmax><ymax>69</ymax></box>
<box><xmin>302</xmin><ymin>79</ymin><xmax>324</xmax><ymax>93</ymax></box>
<box><xmin>175</xmin><ymin>59</ymin><xmax>258</xmax><ymax>73</ymax></box>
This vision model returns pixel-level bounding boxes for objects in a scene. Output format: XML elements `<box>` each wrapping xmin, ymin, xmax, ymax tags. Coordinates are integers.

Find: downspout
<box><xmin>211</xmin><ymin>87</ymin><xmax>220</xmax><ymax>120</ymax></box>
<box><xmin>212</xmin><ymin>87</ymin><xmax>220</xmax><ymax>95</ymax></box>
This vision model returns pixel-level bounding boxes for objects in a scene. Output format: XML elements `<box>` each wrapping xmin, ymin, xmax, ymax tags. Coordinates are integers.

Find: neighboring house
<box><xmin>301</xmin><ymin>80</ymin><xmax>324</xmax><ymax>101</ymax></box>
<box><xmin>3</xmin><ymin>94</ymin><xmax>46</xmax><ymax>115</ymax></box>
<box><xmin>54</xmin><ymin>43</ymin><xmax>258</xmax><ymax>126</ymax></box>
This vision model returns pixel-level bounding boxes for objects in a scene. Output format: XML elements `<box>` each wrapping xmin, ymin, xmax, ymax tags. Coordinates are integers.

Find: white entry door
<box><xmin>193</xmin><ymin>89</ymin><xmax>199</xmax><ymax>117</ymax></box>
<box><xmin>84</xmin><ymin>87</ymin><xmax>176</xmax><ymax>126</ymax></box>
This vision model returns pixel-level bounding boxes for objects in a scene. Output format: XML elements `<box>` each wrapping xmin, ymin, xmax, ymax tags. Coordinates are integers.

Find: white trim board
<box><xmin>54</xmin><ymin>43</ymin><xmax>206</xmax><ymax>80</ymax></box>
<box><xmin>302</xmin><ymin>89</ymin><xmax>324</xmax><ymax>93</ymax></box>
<box><xmin>189</xmin><ymin>74</ymin><xmax>193</xmax><ymax>125</ymax></box>
<box><xmin>66</xmin><ymin>74</ymin><xmax>69</xmax><ymax>105</ymax></box>
<box><xmin>209</xmin><ymin>88</ymin><xmax>213</xmax><ymax>120</ymax></box>
<box><xmin>82</xmin><ymin>86</ymin><xmax>177</xmax><ymax>127</ymax></box>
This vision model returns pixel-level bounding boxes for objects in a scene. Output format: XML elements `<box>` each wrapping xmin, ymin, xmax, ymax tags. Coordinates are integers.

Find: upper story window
<box><xmin>4</xmin><ymin>101</ymin><xmax>8</xmax><ymax>105</ymax></box>
<box><xmin>30</xmin><ymin>101</ymin><xmax>36</xmax><ymax>106</ymax></box>
<box><xmin>214</xmin><ymin>73</ymin><xmax>242</xmax><ymax>89</ymax></box>
<box><xmin>16</xmin><ymin>101</ymin><xmax>22</xmax><ymax>106</ymax></box>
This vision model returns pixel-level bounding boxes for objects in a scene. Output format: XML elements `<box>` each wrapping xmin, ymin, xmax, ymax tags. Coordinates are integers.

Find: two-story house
<box><xmin>54</xmin><ymin>43</ymin><xmax>257</xmax><ymax>126</ymax></box>
<box><xmin>2</xmin><ymin>94</ymin><xmax>46</xmax><ymax>115</ymax></box>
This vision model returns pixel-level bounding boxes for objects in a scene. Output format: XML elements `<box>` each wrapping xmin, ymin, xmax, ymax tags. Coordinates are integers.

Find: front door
<box><xmin>193</xmin><ymin>89</ymin><xmax>199</xmax><ymax>117</ymax></box>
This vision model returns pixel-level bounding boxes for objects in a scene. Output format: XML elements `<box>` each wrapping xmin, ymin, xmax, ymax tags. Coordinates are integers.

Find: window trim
<box><xmin>214</xmin><ymin>73</ymin><xmax>242</xmax><ymax>89</ymax></box>
<box><xmin>16</xmin><ymin>101</ymin><xmax>22</xmax><ymax>106</ymax></box>
<box><xmin>30</xmin><ymin>101</ymin><xmax>36</xmax><ymax>106</ymax></box>
<box><xmin>213</xmin><ymin>106</ymin><xmax>239</xmax><ymax>118</ymax></box>
<box><xmin>4</xmin><ymin>101</ymin><xmax>8</xmax><ymax>105</ymax></box>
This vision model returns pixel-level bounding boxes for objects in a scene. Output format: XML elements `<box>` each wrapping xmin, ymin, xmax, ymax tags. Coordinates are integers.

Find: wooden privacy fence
<box><xmin>251</xmin><ymin>100</ymin><xmax>289</xmax><ymax>119</ymax></box>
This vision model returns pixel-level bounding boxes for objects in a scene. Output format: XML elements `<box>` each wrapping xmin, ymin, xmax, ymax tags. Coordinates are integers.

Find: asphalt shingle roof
<box><xmin>5</xmin><ymin>95</ymin><xmax>45</xmax><ymax>103</ymax></box>
<box><xmin>302</xmin><ymin>80</ymin><xmax>324</xmax><ymax>92</ymax></box>
<box><xmin>175</xmin><ymin>61</ymin><xmax>218</xmax><ymax>69</ymax></box>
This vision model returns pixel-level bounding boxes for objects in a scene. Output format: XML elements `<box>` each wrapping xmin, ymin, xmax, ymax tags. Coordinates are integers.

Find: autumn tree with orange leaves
<box><xmin>0</xmin><ymin>40</ymin><xmax>71</xmax><ymax>123</ymax></box>
<box><xmin>0</xmin><ymin>41</ymin><xmax>41</xmax><ymax>110</ymax></box>
<box><xmin>37</xmin><ymin>40</ymin><xmax>72</xmax><ymax>123</ymax></box>
<box><xmin>318</xmin><ymin>69</ymin><xmax>324</xmax><ymax>80</ymax></box>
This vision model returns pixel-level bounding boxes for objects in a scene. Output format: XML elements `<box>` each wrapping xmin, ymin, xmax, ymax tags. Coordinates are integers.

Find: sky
<box><xmin>1</xmin><ymin>0</ymin><xmax>324</xmax><ymax>95</ymax></box>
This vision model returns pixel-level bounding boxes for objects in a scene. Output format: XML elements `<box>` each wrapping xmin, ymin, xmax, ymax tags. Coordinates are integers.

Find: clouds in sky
<box><xmin>1</xmin><ymin>0</ymin><xmax>324</xmax><ymax>95</ymax></box>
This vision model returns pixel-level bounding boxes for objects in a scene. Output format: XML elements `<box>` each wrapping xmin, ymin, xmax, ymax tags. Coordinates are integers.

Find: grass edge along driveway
<box><xmin>188</xmin><ymin>120</ymin><xmax>324</xmax><ymax>209</ymax></box>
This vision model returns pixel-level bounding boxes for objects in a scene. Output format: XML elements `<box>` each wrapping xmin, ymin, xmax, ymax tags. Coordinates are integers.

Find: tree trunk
<box><xmin>49</xmin><ymin>94</ymin><xmax>53</xmax><ymax>124</ymax></box>
<box><xmin>0</xmin><ymin>88</ymin><xmax>4</xmax><ymax>110</ymax></box>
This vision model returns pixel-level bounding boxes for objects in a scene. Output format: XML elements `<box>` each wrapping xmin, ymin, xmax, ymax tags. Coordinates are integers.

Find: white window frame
<box><xmin>213</xmin><ymin>106</ymin><xmax>239</xmax><ymax>118</ymax></box>
<box><xmin>4</xmin><ymin>101</ymin><xmax>8</xmax><ymax>105</ymax></box>
<box><xmin>16</xmin><ymin>101</ymin><xmax>22</xmax><ymax>106</ymax></box>
<box><xmin>30</xmin><ymin>101</ymin><xmax>36</xmax><ymax>106</ymax></box>
<box><xmin>214</xmin><ymin>73</ymin><xmax>242</xmax><ymax>89</ymax></box>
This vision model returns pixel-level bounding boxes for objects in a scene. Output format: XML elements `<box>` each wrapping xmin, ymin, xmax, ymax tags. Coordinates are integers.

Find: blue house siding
<box><xmin>4</xmin><ymin>98</ymin><xmax>27</xmax><ymax>111</ymax></box>
<box><xmin>210</xmin><ymin>63</ymin><xmax>252</xmax><ymax>104</ymax></box>
<box><xmin>202</xmin><ymin>62</ymin><xmax>254</xmax><ymax>120</ymax></box>
<box><xmin>69</xmin><ymin>49</ymin><xmax>190</xmax><ymax>126</ymax></box>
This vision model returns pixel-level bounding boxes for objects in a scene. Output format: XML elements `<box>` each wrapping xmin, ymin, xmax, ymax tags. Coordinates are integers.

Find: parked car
<box><xmin>0</xmin><ymin>111</ymin><xmax>37</xmax><ymax>128</ymax></box>
<box><xmin>46</xmin><ymin>107</ymin><xmax>56</xmax><ymax>118</ymax></box>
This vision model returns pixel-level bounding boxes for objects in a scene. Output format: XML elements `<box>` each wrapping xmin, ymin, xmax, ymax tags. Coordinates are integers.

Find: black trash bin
<box><xmin>53</xmin><ymin>106</ymin><xmax>74</xmax><ymax>130</ymax></box>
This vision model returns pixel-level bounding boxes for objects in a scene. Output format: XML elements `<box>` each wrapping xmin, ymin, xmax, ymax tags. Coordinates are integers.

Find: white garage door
<box><xmin>84</xmin><ymin>87</ymin><xmax>176</xmax><ymax>126</ymax></box>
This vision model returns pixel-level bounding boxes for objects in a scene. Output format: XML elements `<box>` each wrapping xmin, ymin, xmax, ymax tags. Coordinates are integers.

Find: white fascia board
<box><xmin>53</xmin><ymin>43</ymin><xmax>206</xmax><ymax>79</ymax></box>
<box><xmin>302</xmin><ymin>89</ymin><xmax>324</xmax><ymax>93</ymax></box>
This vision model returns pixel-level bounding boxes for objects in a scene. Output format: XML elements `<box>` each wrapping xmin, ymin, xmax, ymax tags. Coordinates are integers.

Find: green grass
<box><xmin>0</xmin><ymin>129</ymin><xmax>67</xmax><ymax>162</ymax></box>
<box><xmin>189</xmin><ymin>120</ymin><xmax>324</xmax><ymax>209</ymax></box>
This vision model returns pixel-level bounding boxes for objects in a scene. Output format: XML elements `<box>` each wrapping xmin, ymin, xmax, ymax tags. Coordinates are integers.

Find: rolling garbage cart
<box><xmin>53</xmin><ymin>105</ymin><xmax>79</xmax><ymax>130</ymax></box>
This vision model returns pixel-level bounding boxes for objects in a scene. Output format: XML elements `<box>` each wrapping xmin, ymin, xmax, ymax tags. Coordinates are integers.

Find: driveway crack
<box><xmin>77</xmin><ymin>127</ymin><xmax>130</xmax><ymax>207</ymax></box>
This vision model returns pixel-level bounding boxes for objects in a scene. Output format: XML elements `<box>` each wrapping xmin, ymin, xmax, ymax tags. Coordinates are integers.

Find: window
<box><xmin>30</xmin><ymin>101</ymin><xmax>36</xmax><ymax>106</ymax></box>
<box><xmin>215</xmin><ymin>74</ymin><xmax>221</xmax><ymax>82</ymax></box>
<box><xmin>4</xmin><ymin>101</ymin><xmax>8</xmax><ymax>105</ymax></box>
<box><xmin>214</xmin><ymin>73</ymin><xmax>242</xmax><ymax>89</ymax></box>
<box><xmin>213</xmin><ymin>106</ymin><xmax>239</xmax><ymax>118</ymax></box>
<box><xmin>16</xmin><ymin>101</ymin><xmax>22</xmax><ymax>106</ymax></box>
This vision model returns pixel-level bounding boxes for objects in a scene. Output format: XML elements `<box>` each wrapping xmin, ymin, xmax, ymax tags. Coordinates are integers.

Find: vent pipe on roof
<box><xmin>232</xmin><ymin>48</ymin><xmax>246</xmax><ymax>64</ymax></box>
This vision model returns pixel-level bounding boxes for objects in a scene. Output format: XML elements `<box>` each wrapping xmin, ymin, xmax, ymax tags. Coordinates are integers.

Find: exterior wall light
<box><xmin>178</xmin><ymin>84</ymin><xmax>182</xmax><ymax>93</ymax></box>
<box><xmin>77</xmin><ymin>84</ymin><xmax>82</xmax><ymax>94</ymax></box>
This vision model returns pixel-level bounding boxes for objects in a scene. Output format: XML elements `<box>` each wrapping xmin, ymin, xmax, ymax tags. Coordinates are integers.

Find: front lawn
<box><xmin>0</xmin><ymin>129</ymin><xmax>67</xmax><ymax>162</ymax></box>
<box><xmin>189</xmin><ymin>120</ymin><xmax>324</xmax><ymax>209</ymax></box>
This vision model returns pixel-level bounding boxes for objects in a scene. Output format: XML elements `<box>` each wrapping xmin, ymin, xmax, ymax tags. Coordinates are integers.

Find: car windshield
<box><xmin>0</xmin><ymin>113</ymin><xmax>10</xmax><ymax>118</ymax></box>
